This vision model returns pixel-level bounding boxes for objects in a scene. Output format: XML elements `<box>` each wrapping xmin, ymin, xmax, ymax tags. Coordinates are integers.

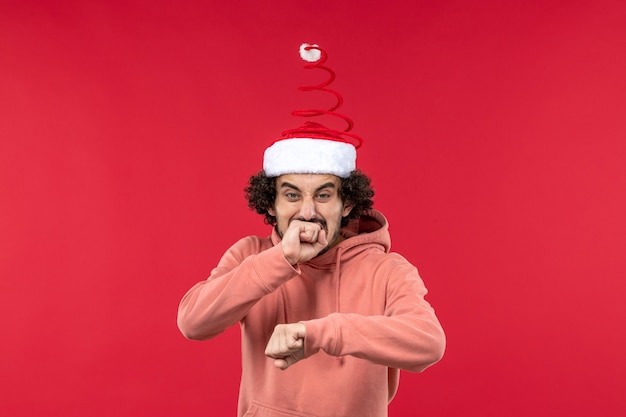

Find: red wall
<box><xmin>1</xmin><ymin>1</ymin><xmax>625</xmax><ymax>416</ymax></box>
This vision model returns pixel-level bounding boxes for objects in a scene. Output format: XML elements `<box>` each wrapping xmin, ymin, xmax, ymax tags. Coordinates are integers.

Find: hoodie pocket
<box><xmin>243</xmin><ymin>400</ymin><xmax>319</xmax><ymax>417</ymax></box>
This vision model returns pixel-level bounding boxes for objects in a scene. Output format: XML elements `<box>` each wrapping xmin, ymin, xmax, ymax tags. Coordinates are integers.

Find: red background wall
<box><xmin>1</xmin><ymin>1</ymin><xmax>625</xmax><ymax>416</ymax></box>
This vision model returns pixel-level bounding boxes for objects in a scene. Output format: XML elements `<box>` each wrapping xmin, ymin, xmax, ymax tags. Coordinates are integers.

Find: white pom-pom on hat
<box><xmin>299</xmin><ymin>43</ymin><xmax>321</xmax><ymax>62</ymax></box>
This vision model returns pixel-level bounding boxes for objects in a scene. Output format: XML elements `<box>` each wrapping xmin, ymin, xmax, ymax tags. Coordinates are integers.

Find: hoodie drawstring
<box><xmin>334</xmin><ymin>247</ymin><xmax>345</xmax><ymax>364</ymax></box>
<box><xmin>334</xmin><ymin>246</ymin><xmax>342</xmax><ymax>313</ymax></box>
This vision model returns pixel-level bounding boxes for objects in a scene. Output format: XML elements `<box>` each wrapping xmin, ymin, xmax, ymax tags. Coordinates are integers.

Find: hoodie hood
<box><xmin>340</xmin><ymin>209</ymin><xmax>390</xmax><ymax>251</ymax></box>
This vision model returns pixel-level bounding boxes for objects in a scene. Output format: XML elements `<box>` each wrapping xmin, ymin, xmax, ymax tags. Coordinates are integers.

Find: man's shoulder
<box><xmin>349</xmin><ymin>247</ymin><xmax>415</xmax><ymax>270</ymax></box>
<box><xmin>229</xmin><ymin>234</ymin><xmax>274</xmax><ymax>253</ymax></box>
<box><xmin>217</xmin><ymin>235</ymin><xmax>276</xmax><ymax>267</ymax></box>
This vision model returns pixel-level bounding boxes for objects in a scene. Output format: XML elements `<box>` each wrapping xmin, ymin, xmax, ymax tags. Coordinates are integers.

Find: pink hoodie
<box><xmin>178</xmin><ymin>210</ymin><xmax>445</xmax><ymax>417</ymax></box>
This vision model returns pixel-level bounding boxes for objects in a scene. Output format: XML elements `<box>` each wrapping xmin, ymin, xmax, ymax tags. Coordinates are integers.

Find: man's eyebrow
<box><xmin>279</xmin><ymin>182</ymin><xmax>301</xmax><ymax>191</ymax></box>
<box><xmin>315</xmin><ymin>182</ymin><xmax>337</xmax><ymax>192</ymax></box>
<box><xmin>278</xmin><ymin>182</ymin><xmax>337</xmax><ymax>192</ymax></box>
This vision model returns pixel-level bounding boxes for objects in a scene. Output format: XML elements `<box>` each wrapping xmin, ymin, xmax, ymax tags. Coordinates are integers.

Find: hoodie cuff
<box><xmin>301</xmin><ymin>314</ymin><xmax>340</xmax><ymax>358</ymax></box>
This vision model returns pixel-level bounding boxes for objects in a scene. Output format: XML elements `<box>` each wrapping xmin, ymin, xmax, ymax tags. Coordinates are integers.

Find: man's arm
<box><xmin>178</xmin><ymin>220</ymin><xmax>329</xmax><ymax>341</ymax></box>
<box><xmin>177</xmin><ymin>239</ymin><xmax>298</xmax><ymax>340</ymax></box>
<box><xmin>300</xmin><ymin>260</ymin><xmax>445</xmax><ymax>372</ymax></box>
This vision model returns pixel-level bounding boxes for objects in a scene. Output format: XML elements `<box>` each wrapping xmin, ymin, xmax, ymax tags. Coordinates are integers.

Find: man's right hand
<box><xmin>281</xmin><ymin>220</ymin><xmax>328</xmax><ymax>265</ymax></box>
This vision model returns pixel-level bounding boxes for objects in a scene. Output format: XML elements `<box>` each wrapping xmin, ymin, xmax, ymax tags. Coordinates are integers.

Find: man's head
<box><xmin>245</xmin><ymin>170</ymin><xmax>374</xmax><ymax>229</ymax></box>
<box><xmin>246</xmin><ymin>43</ymin><xmax>373</xmax><ymax>236</ymax></box>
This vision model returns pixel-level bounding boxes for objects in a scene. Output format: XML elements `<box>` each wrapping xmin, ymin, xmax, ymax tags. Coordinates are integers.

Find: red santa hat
<box><xmin>263</xmin><ymin>43</ymin><xmax>363</xmax><ymax>178</ymax></box>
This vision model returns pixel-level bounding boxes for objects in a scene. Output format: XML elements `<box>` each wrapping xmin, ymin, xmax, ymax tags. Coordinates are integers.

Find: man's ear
<box><xmin>268</xmin><ymin>206</ymin><xmax>276</xmax><ymax>216</ymax></box>
<box><xmin>342</xmin><ymin>203</ymin><xmax>353</xmax><ymax>217</ymax></box>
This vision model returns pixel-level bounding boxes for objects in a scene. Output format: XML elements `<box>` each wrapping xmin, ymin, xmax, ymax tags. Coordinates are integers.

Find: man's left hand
<box><xmin>265</xmin><ymin>323</ymin><xmax>306</xmax><ymax>370</ymax></box>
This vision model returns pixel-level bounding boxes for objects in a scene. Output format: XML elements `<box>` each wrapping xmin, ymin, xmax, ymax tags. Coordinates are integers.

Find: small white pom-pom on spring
<box><xmin>288</xmin><ymin>42</ymin><xmax>362</xmax><ymax>147</ymax></box>
<box><xmin>299</xmin><ymin>43</ymin><xmax>321</xmax><ymax>62</ymax></box>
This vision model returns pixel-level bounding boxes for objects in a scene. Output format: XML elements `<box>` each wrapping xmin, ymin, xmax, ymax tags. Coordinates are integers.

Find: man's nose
<box><xmin>298</xmin><ymin>198</ymin><xmax>317</xmax><ymax>220</ymax></box>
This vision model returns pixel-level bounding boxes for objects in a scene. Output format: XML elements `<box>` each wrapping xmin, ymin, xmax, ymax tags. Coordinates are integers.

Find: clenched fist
<box><xmin>265</xmin><ymin>323</ymin><xmax>307</xmax><ymax>370</ymax></box>
<box><xmin>281</xmin><ymin>220</ymin><xmax>328</xmax><ymax>265</ymax></box>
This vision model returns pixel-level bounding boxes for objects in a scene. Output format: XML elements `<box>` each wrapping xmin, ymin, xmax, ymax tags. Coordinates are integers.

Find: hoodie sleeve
<box><xmin>301</xmin><ymin>259</ymin><xmax>446</xmax><ymax>372</ymax></box>
<box><xmin>177</xmin><ymin>237</ymin><xmax>299</xmax><ymax>340</ymax></box>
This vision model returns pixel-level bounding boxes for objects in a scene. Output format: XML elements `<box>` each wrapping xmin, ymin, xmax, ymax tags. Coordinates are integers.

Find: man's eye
<box><xmin>286</xmin><ymin>193</ymin><xmax>299</xmax><ymax>200</ymax></box>
<box><xmin>317</xmin><ymin>193</ymin><xmax>330</xmax><ymax>200</ymax></box>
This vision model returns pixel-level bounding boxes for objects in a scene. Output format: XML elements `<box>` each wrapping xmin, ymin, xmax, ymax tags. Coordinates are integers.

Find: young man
<box><xmin>177</xmin><ymin>44</ymin><xmax>445</xmax><ymax>417</ymax></box>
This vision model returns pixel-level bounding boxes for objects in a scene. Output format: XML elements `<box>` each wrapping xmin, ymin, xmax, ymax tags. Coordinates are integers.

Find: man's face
<box><xmin>269</xmin><ymin>174</ymin><xmax>353</xmax><ymax>250</ymax></box>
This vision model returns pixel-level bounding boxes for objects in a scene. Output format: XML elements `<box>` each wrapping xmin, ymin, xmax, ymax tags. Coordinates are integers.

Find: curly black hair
<box><xmin>245</xmin><ymin>170</ymin><xmax>375</xmax><ymax>227</ymax></box>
